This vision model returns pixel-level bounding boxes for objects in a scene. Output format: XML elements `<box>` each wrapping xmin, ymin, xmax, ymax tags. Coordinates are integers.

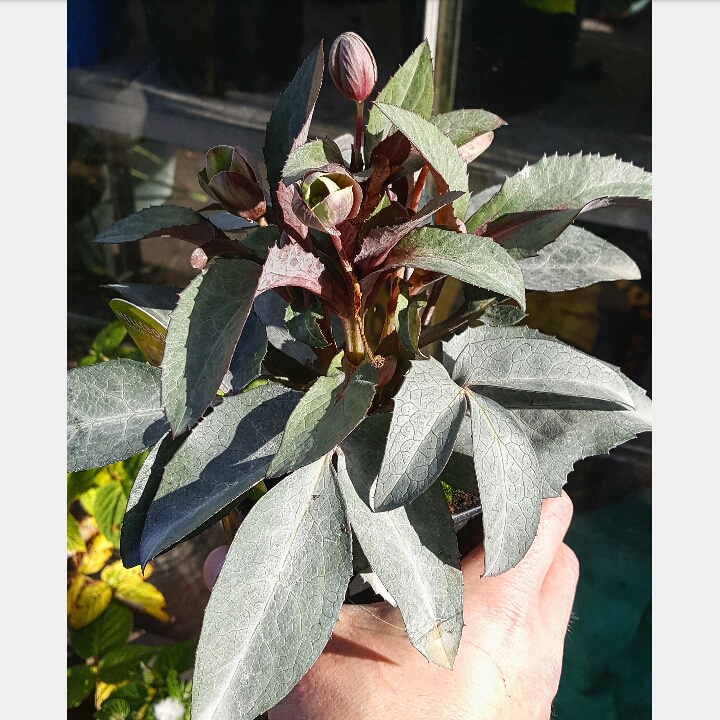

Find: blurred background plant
<box><xmin>67</xmin><ymin>324</ymin><xmax>198</xmax><ymax>720</ymax></box>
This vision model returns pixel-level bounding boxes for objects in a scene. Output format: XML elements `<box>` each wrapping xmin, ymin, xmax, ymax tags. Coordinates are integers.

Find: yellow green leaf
<box><xmin>93</xmin><ymin>462</ymin><xmax>130</xmax><ymax>485</ymax></box>
<box><xmin>67</xmin><ymin>513</ymin><xmax>87</xmax><ymax>554</ymax></box>
<box><xmin>80</xmin><ymin>534</ymin><xmax>115</xmax><ymax>575</ymax></box>
<box><xmin>115</xmin><ymin>581</ymin><xmax>170</xmax><ymax>623</ymax></box>
<box><xmin>79</xmin><ymin>487</ymin><xmax>98</xmax><ymax>517</ymax></box>
<box><xmin>67</xmin><ymin>469</ymin><xmax>102</xmax><ymax>505</ymax></box>
<box><xmin>69</xmin><ymin>580</ymin><xmax>113</xmax><ymax>629</ymax></box>
<box><xmin>95</xmin><ymin>680</ymin><xmax>123</xmax><ymax>709</ymax></box>
<box><xmin>101</xmin><ymin>561</ymin><xmax>168</xmax><ymax>621</ymax></box>
<box><xmin>67</xmin><ymin>574</ymin><xmax>86</xmax><ymax>614</ymax></box>
<box><xmin>110</xmin><ymin>298</ymin><xmax>168</xmax><ymax>367</ymax></box>
<box><xmin>101</xmin><ymin>560</ymin><xmax>153</xmax><ymax>588</ymax></box>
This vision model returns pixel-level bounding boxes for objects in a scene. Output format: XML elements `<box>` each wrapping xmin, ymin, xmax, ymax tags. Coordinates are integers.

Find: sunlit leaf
<box><xmin>465</xmin><ymin>153</ymin><xmax>652</xmax><ymax>233</ymax></box>
<box><xmin>161</xmin><ymin>257</ymin><xmax>262</xmax><ymax>435</ymax></box>
<box><xmin>431</xmin><ymin>109</ymin><xmax>505</xmax><ymax>147</ymax></box>
<box><xmin>110</xmin><ymin>299</ymin><xmax>168</xmax><ymax>367</ymax></box>
<box><xmin>374</xmin><ymin>226</ymin><xmax>526</xmax><ymax>311</ymax></box>
<box><xmin>467</xmin><ymin>390</ymin><xmax>543</xmax><ymax>575</ymax></box>
<box><xmin>365</xmin><ymin>41</ymin><xmax>434</xmax><ymax>157</ymax></box>
<box><xmin>339</xmin><ymin>417</ymin><xmax>463</xmax><ymax>668</ymax></box>
<box><xmin>70</xmin><ymin>600</ymin><xmax>134</xmax><ymax>659</ymax></box>
<box><xmin>69</xmin><ymin>580</ymin><xmax>113</xmax><ymax>629</ymax></box>
<box><xmin>191</xmin><ymin>455</ymin><xmax>351</xmax><ymax>720</ymax></box>
<box><xmin>67</xmin><ymin>360</ymin><xmax>169</xmax><ymax>473</ymax></box>
<box><xmin>444</xmin><ymin>325</ymin><xmax>634</xmax><ymax>410</ymax></box>
<box><xmin>80</xmin><ymin>533</ymin><xmax>115</xmax><ymax>574</ymax></box>
<box><xmin>374</xmin><ymin>103</ymin><xmax>469</xmax><ymax>219</ymax></box>
<box><xmin>267</xmin><ymin>360</ymin><xmax>377</xmax><ymax>478</ymax></box>
<box><xmin>517</xmin><ymin>224</ymin><xmax>641</xmax><ymax>291</ymax></box>
<box><xmin>68</xmin><ymin>513</ymin><xmax>87</xmax><ymax>554</ymax></box>
<box><xmin>373</xmin><ymin>357</ymin><xmax>466</xmax><ymax>511</ymax></box>
<box><xmin>282</xmin><ymin>138</ymin><xmax>346</xmax><ymax>184</ymax></box>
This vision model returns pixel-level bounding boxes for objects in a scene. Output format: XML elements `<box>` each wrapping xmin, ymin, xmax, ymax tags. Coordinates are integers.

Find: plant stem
<box><xmin>408</xmin><ymin>165</ymin><xmax>429</xmax><ymax>212</ymax></box>
<box><xmin>418</xmin><ymin>297</ymin><xmax>497</xmax><ymax>348</ymax></box>
<box><xmin>222</xmin><ymin>514</ymin><xmax>235</xmax><ymax>545</ymax></box>
<box><xmin>421</xmin><ymin>277</ymin><xmax>446</xmax><ymax>327</ymax></box>
<box><xmin>342</xmin><ymin>315</ymin><xmax>365</xmax><ymax>366</ymax></box>
<box><xmin>379</xmin><ymin>271</ymin><xmax>402</xmax><ymax>343</ymax></box>
<box><xmin>351</xmin><ymin>101</ymin><xmax>364</xmax><ymax>172</ymax></box>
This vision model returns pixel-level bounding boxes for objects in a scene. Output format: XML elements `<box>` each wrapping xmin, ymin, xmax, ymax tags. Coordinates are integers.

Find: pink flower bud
<box><xmin>328</xmin><ymin>32</ymin><xmax>377</xmax><ymax>103</ymax></box>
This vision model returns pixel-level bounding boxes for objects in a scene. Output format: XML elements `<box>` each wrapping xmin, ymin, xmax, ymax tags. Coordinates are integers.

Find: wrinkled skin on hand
<box><xmin>269</xmin><ymin>492</ymin><xmax>579</xmax><ymax>720</ymax></box>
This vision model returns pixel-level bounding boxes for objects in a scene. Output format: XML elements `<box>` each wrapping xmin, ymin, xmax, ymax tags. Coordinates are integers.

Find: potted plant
<box><xmin>66</xmin><ymin>30</ymin><xmax>652</xmax><ymax>720</ymax></box>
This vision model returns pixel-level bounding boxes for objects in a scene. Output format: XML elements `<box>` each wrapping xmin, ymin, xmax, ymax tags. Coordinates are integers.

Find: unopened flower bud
<box><xmin>328</xmin><ymin>32</ymin><xmax>377</xmax><ymax>103</ymax></box>
<box><xmin>291</xmin><ymin>164</ymin><xmax>362</xmax><ymax>234</ymax></box>
<box><xmin>198</xmin><ymin>145</ymin><xmax>266</xmax><ymax>222</ymax></box>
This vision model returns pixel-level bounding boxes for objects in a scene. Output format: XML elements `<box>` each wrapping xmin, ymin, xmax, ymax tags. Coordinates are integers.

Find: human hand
<box><xmin>267</xmin><ymin>491</ymin><xmax>579</xmax><ymax>720</ymax></box>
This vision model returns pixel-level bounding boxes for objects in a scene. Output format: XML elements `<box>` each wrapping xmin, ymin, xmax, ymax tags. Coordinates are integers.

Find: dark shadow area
<box><xmin>323</xmin><ymin>628</ymin><xmax>401</xmax><ymax>665</ymax></box>
<box><xmin>139</xmin><ymin>392</ymin><xmax>299</xmax><ymax>563</ymax></box>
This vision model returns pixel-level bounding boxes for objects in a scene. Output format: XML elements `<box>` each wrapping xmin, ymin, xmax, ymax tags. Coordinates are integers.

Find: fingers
<box><xmin>540</xmin><ymin>542</ymin><xmax>579</xmax><ymax>646</ymax></box>
<box><xmin>462</xmin><ymin>491</ymin><xmax>575</xmax><ymax>598</ymax></box>
<box><xmin>514</xmin><ymin>491</ymin><xmax>575</xmax><ymax>588</ymax></box>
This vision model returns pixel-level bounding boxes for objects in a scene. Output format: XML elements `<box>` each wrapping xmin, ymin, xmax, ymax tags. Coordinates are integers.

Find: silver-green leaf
<box><xmin>161</xmin><ymin>257</ymin><xmax>262</xmax><ymax>436</ymax></box>
<box><xmin>437</xmin><ymin>414</ymin><xmax>479</xmax><ymax>497</ymax></box>
<box><xmin>282</xmin><ymin>139</ymin><xmax>346</xmax><ymax>184</ymax></box>
<box><xmin>373</xmin><ymin>103</ymin><xmax>469</xmax><ymax>219</ymax></box>
<box><xmin>120</xmin><ymin>434</ymin><xmax>177</xmax><ymax>569</ymax></box>
<box><xmin>378</xmin><ymin>226</ymin><xmax>526</xmax><ymax>311</ymax></box>
<box><xmin>93</xmin><ymin>205</ymin><xmax>216</xmax><ymax>245</ymax></box>
<box><xmin>264</xmin><ymin>42</ymin><xmax>324</xmax><ymax>195</ymax></box>
<box><xmin>372</xmin><ymin>357</ymin><xmax>466</xmax><ymax>511</ymax></box>
<box><xmin>219</xmin><ymin>310</ymin><xmax>268</xmax><ymax>394</ymax></box>
<box><xmin>67</xmin><ymin>359</ymin><xmax>169</xmax><ymax>473</ymax></box>
<box><xmin>511</xmin><ymin>374</ymin><xmax>652</xmax><ymax>497</ymax></box>
<box><xmin>364</xmin><ymin>41</ymin><xmax>434</xmax><ymax>158</ymax></box>
<box><xmin>444</xmin><ymin>326</ymin><xmax>635</xmax><ymax>410</ymax></box>
<box><xmin>191</xmin><ymin>454</ymin><xmax>352</xmax><ymax>720</ymax></box>
<box><xmin>517</xmin><ymin>224</ymin><xmax>641</xmax><ymax>292</ymax></box>
<box><xmin>431</xmin><ymin>109</ymin><xmax>506</xmax><ymax>147</ymax></box>
<box><xmin>481</xmin><ymin>304</ymin><xmax>528</xmax><ymax>327</ymax></box>
<box><xmin>139</xmin><ymin>384</ymin><xmax>301</xmax><ymax>565</ymax></box>
<box><xmin>465</xmin><ymin>153</ymin><xmax>652</xmax><ymax>233</ymax></box>
<box><xmin>467</xmin><ymin>390</ymin><xmax>543</xmax><ymax>576</ymax></box>
<box><xmin>267</xmin><ymin>360</ymin><xmax>378</xmax><ymax>478</ymax></box>
<box><xmin>254</xmin><ymin>290</ymin><xmax>319</xmax><ymax>369</ymax></box>
<box><xmin>338</xmin><ymin>416</ymin><xmax>463</xmax><ymax>668</ymax></box>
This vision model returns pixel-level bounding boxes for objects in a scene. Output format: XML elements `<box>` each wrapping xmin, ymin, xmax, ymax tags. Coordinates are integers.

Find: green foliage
<box><xmin>67</xmin><ymin>33</ymin><xmax>652</xmax><ymax>720</ymax></box>
<box><xmin>67</xmin><ymin>359</ymin><xmax>195</xmax><ymax>718</ymax></box>
<box><xmin>519</xmin><ymin>0</ymin><xmax>577</xmax><ymax>14</ymax></box>
<box><xmin>79</xmin><ymin>320</ymin><xmax>145</xmax><ymax>366</ymax></box>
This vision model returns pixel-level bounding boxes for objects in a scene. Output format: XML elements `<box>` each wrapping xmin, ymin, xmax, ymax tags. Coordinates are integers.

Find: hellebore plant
<box><xmin>67</xmin><ymin>32</ymin><xmax>653</xmax><ymax>720</ymax></box>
